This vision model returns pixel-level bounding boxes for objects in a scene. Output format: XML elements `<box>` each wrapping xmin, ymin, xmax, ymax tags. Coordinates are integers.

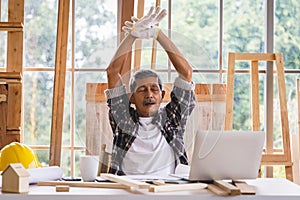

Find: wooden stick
<box><xmin>101</xmin><ymin>173</ymin><xmax>151</xmax><ymax>189</ymax></box>
<box><xmin>49</xmin><ymin>0</ymin><xmax>70</xmax><ymax>167</ymax></box>
<box><xmin>149</xmin><ymin>183</ymin><xmax>207</xmax><ymax>193</ymax></box>
<box><xmin>38</xmin><ymin>181</ymin><xmax>129</xmax><ymax>189</ymax></box>
<box><xmin>213</xmin><ymin>180</ymin><xmax>240</xmax><ymax>195</ymax></box>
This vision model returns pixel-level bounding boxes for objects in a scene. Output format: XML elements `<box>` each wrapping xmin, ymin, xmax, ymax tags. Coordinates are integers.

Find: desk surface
<box><xmin>1</xmin><ymin>178</ymin><xmax>300</xmax><ymax>200</ymax></box>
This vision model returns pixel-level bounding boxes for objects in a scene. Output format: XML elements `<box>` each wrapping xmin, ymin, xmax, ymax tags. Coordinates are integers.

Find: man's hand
<box><xmin>122</xmin><ymin>6</ymin><xmax>167</xmax><ymax>39</ymax></box>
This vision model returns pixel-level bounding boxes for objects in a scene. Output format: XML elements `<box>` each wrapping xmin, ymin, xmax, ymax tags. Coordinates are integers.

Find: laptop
<box><xmin>188</xmin><ymin>130</ymin><xmax>265</xmax><ymax>181</ymax></box>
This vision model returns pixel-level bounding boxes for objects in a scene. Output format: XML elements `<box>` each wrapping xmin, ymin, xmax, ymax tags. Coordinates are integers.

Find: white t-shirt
<box><xmin>121</xmin><ymin>117</ymin><xmax>175</xmax><ymax>175</ymax></box>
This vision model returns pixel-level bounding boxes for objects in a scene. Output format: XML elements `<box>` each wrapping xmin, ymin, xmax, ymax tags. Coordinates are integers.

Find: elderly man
<box><xmin>105</xmin><ymin>6</ymin><xmax>195</xmax><ymax>175</ymax></box>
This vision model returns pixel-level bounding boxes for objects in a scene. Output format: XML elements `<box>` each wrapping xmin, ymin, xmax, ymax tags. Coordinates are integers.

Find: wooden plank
<box><xmin>85</xmin><ymin>83</ymin><xmax>107</xmax><ymax>102</ymax></box>
<box><xmin>6</xmin><ymin>0</ymin><xmax>24</xmax><ymax>147</ymax></box>
<box><xmin>207</xmin><ymin>184</ymin><xmax>229</xmax><ymax>196</ymax></box>
<box><xmin>133</xmin><ymin>0</ymin><xmax>144</xmax><ymax>72</ymax></box>
<box><xmin>195</xmin><ymin>94</ymin><xmax>226</xmax><ymax>102</ymax></box>
<box><xmin>150</xmin><ymin>0</ymin><xmax>161</xmax><ymax>70</ymax></box>
<box><xmin>118</xmin><ymin>0</ymin><xmax>134</xmax><ymax>90</ymax></box>
<box><xmin>118</xmin><ymin>0</ymin><xmax>134</xmax><ymax>42</ymax></box>
<box><xmin>234</xmin><ymin>53</ymin><xmax>276</xmax><ymax>61</ymax></box>
<box><xmin>149</xmin><ymin>183</ymin><xmax>207</xmax><ymax>193</ymax></box>
<box><xmin>38</xmin><ymin>181</ymin><xmax>129</xmax><ymax>189</ymax></box>
<box><xmin>225</xmin><ymin>52</ymin><xmax>235</xmax><ymax>130</ymax></box>
<box><xmin>7</xmin><ymin>84</ymin><xmax>22</xmax><ymax>131</ymax></box>
<box><xmin>251</xmin><ymin>60</ymin><xmax>260</xmax><ymax>131</ymax></box>
<box><xmin>7</xmin><ymin>0</ymin><xmax>24</xmax><ymax>73</ymax></box>
<box><xmin>291</xmin><ymin>133</ymin><xmax>300</xmax><ymax>184</ymax></box>
<box><xmin>49</xmin><ymin>0</ymin><xmax>70</xmax><ymax>166</ymax></box>
<box><xmin>0</xmin><ymin>79</ymin><xmax>22</xmax><ymax>83</ymax></box>
<box><xmin>101</xmin><ymin>173</ymin><xmax>151</xmax><ymax>189</ymax></box>
<box><xmin>0</xmin><ymin>22</ymin><xmax>23</xmax><ymax>31</ymax></box>
<box><xmin>232</xmin><ymin>181</ymin><xmax>256</xmax><ymax>195</ymax></box>
<box><xmin>0</xmin><ymin>72</ymin><xmax>22</xmax><ymax>79</ymax></box>
<box><xmin>297</xmin><ymin>78</ymin><xmax>300</xmax><ymax>183</ymax></box>
<box><xmin>0</xmin><ymin>85</ymin><xmax>8</xmax><ymax>149</ymax></box>
<box><xmin>275</xmin><ymin>52</ymin><xmax>293</xmax><ymax>181</ymax></box>
<box><xmin>213</xmin><ymin>180</ymin><xmax>240</xmax><ymax>195</ymax></box>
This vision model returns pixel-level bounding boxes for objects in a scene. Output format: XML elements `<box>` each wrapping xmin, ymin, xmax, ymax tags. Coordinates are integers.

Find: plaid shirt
<box><xmin>105</xmin><ymin>77</ymin><xmax>195</xmax><ymax>175</ymax></box>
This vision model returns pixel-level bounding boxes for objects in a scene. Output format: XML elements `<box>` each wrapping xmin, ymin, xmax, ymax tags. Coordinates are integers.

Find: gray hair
<box><xmin>129</xmin><ymin>69</ymin><xmax>163</xmax><ymax>93</ymax></box>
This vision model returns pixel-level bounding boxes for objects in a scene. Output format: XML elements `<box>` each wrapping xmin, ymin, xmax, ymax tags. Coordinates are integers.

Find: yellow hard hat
<box><xmin>0</xmin><ymin>142</ymin><xmax>41</xmax><ymax>171</ymax></box>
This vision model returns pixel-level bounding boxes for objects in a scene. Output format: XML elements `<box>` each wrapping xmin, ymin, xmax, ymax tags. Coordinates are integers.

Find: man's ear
<box><xmin>161</xmin><ymin>90</ymin><xmax>166</xmax><ymax>101</ymax></box>
<box><xmin>130</xmin><ymin>94</ymin><xmax>136</xmax><ymax>104</ymax></box>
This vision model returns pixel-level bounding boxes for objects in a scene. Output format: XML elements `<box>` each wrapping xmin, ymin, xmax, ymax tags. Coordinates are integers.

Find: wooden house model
<box><xmin>1</xmin><ymin>163</ymin><xmax>30</xmax><ymax>193</ymax></box>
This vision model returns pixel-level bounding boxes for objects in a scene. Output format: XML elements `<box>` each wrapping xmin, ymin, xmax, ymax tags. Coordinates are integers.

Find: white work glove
<box><xmin>122</xmin><ymin>6</ymin><xmax>167</xmax><ymax>39</ymax></box>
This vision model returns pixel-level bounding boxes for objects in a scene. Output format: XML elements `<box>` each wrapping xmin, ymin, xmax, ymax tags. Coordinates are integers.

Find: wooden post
<box><xmin>118</xmin><ymin>0</ymin><xmax>134</xmax><ymax>91</ymax></box>
<box><xmin>150</xmin><ymin>0</ymin><xmax>161</xmax><ymax>70</ymax></box>
<box><xmin>133</xmin><ymin>0</ymin><xmax>144</xmax><ymax>72</ymax></box>
<box><xmin>251</xmin><ymin>60</ymin><xmax>260</xmax><ymax>131</ymax></box>
<box><xmin>49</xmin><ymin>0</ymin><xmax>70</xmax><ymax>166</ymax></box>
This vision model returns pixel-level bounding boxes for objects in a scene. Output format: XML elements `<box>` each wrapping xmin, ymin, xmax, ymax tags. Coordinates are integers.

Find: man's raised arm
<box><xmin>106</xmin><ymin>35</ymin><xmax>136</xmax><ymax>89</ymax></box>
<box><xmin>156</xmin><ymin>31</ymin><xmax>193</xmax><ymax>83</ymax></box>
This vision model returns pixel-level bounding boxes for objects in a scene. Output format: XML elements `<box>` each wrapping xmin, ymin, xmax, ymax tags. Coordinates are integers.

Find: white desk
<box><xmin>1</xmin><ymin>178</ymin><xmax>300</xmax><ymax>200</ymax></box>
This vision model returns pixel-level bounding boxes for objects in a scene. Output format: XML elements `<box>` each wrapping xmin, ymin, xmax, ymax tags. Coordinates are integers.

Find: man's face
<box><xmin>130</xmin><ymin>76</ymin><xmax>165</xmax><ymax>117</ymax></box>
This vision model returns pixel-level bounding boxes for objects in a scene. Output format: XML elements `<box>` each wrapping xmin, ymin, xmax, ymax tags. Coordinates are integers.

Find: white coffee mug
<box><xmin>80</xmin><ymin>155</ymin><xmax>99</xmax><ymax>182</ymax></box>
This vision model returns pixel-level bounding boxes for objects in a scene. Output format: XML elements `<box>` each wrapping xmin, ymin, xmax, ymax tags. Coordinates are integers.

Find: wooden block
<box><xmin>101</xmin><ymin>173</ymin><xmax>150</xmax><ymax>189</ymax></box>
<box><xmin>213</xmin><ymin>180</ymin><xmax>240</xmax><ymax>195</ymax></box>
<box><xmin>207</xmin><ymin>183</ymin><xmax>229</xmax><ymax>196</ymax></box>
<box><xmin>232</xmin><ymin>181</ymin><xmax>256</xmax><ymax>195</ymax></box>
<box><xmin>56</xmin><ymin>185</ymin><xmax>69</xmax><ymax>192</ymax></box>
<box><xmin>149</xmin><ymin>183</ymin><xmax>207</xmax><ymax>193</ymax></box>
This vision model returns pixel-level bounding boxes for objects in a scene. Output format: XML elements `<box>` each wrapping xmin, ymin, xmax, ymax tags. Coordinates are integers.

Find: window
<box><xmin>18</xmin><ymin>0</ymin><xmax>300</xmax><ymax>177</ymax></box>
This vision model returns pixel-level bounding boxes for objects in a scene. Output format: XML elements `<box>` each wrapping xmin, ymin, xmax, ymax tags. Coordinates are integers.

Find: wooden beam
<box><xmin>224</xmin><ymin>52</ymin><xmax>235</xmax><ymax>130</ymax></box>
<box><xmin>0</xmin><ymin>85</ymin><xmax>8</xmax><ymax>149</ymax></box>
<box><xmin>150</xmin><ymin>0</ymin><xmax>161</xmax><ymax>70</ymax></box>
<box><xmin>7</xmin><ymin>84</ymin><xmax>22</xmax><ymax>132</ymax></box>
<box><xmin>234</xmin><ymin>53</ymin><xmax>276</xmax><ymax>61</ymax></box>
<box><xmin>49</xmin><ymin>0</ymin><xmax>70</xmax><ymax>166</ymax></box>
<box><xmin>7</xmin><ymin>0</ymin><xmax>24</xmax><ymax>73</ymax></box>
<box><xmin>118</xmin><ymin>0</ymin><xmax>134</xmax><ymax>90</ymax></box>
<box><xmin>0</xmin><ymin>22</ymin><xmax>23</xmax><ymax>32</ymax></box>
<box><xmin>38</xmin><ymin>181</ymin><xmax>128</xmax><ymax>189</ymax></box>
<box><xmin>133</xmin><ymin>0</ymin><xmax>144</xmax><ymax>72</ymax></box>
<box><xmin>251</xmin><ymin>60</ymin><xmax>260</xmax><ymax>131</ymax></box>
<box><xmin>0</xmin><ymin>72</ymin><xmax>22</xmax><ymax>80</ymax></box>
<box><xmin>149</xmin><ymin>183</ymin><xmax>207</xmax><ymax>193</ymax></box>
<box><xmin>118</xmin><ymin>0</ymin><xmax>134</xmax><ymax>42</ymax></box>
<box><xmin>101</xmin><ymin>173</ymin><xmax>151</xmax><ymax>189</ymax></box>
